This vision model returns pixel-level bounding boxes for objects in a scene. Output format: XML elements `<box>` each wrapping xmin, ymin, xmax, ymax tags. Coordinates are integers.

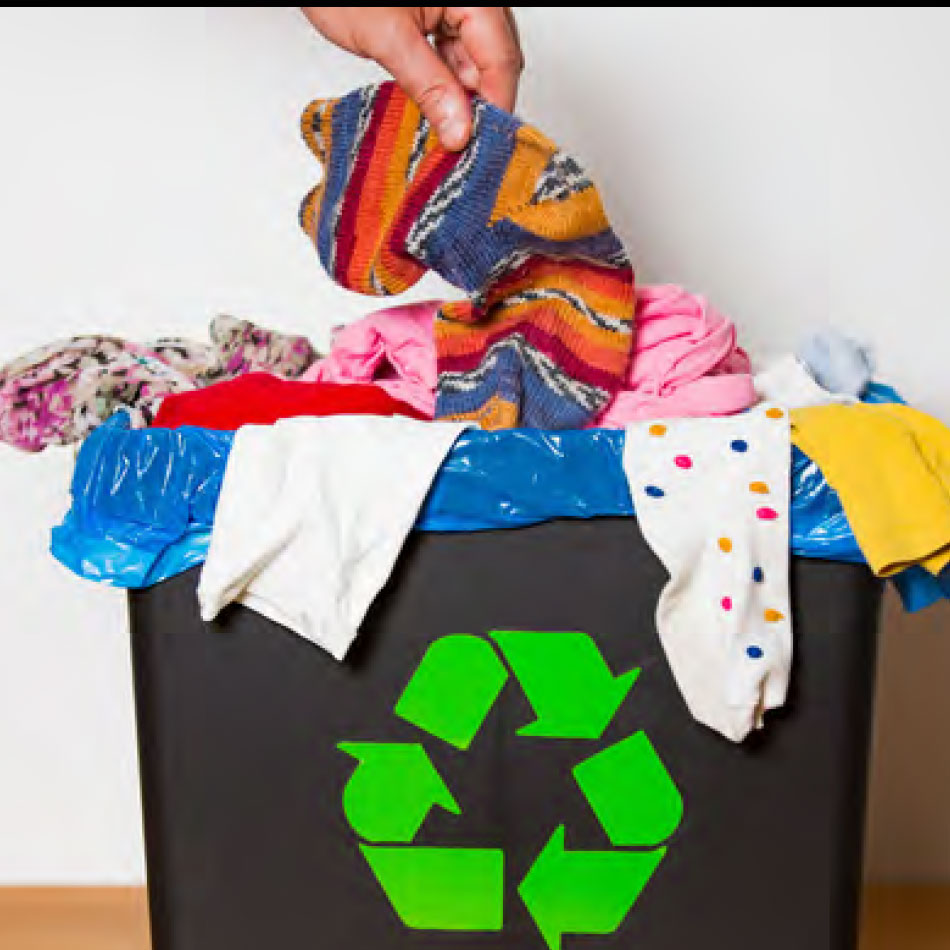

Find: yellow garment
<box><xmin>791</xmin><ymin>403</ymin><xmax>950</xmax><ymax>577</ymax></box>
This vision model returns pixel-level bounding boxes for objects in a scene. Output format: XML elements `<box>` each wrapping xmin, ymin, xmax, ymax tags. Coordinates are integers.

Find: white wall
<box><xmin>0</xmin><ymin>7</ymin><xmax>946</xmax><ymax>883</ymax></box>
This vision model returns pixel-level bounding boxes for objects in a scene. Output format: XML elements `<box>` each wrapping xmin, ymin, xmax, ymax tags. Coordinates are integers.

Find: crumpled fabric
<box><xmin>595</xmin><ymin>284</ymin><xmax>757</xmax><ymax>425</ymax></box>
<box><xmin>52</xmin><ymin>414</ymin><xmax>869</xmax><ymax>592</ymax></box>
<box><xmin>754</xmin><ymin>353</ymin><xmax>856</xmax><ymax>408</ymax></box>
<box><xmin>301</xmin><ymin>81</ymin><xmax>636</xmax><ymax>430</ymax></box>
<box><xmin>0</xmin><ymin>336</ymin><xmax>195</xmax><ymax>451</ymax></box>
<box><xmin>797</xmin><ymin>329</ymin><xmax>874</xmax><ymax>399</ymax></box>
<box><xmin>763</xmin><ymin>377</ymin><xmax>941</xmax><ymax>613</ymax></box>
<box><xmin>300</xmin><ymin>301</ymin><xmax>438</xmax><ymax>417</ymax></box>
<box><xmin>0</xmin><ymin>316</ymin><xmax>321</xmax><ymax>452</ymax></box>
<box><xmin>623</xmin><ymin>404</ymin><xmax>793</xmax><ymax>742</ymax></box>
<box><xmin>791</xmin><ymin>403</ymin><xmax>950</xmax><ymax>579</ymax></box>
<box><xmin>150</xmin><ymin>315</ymin><xmax>319</xmax><ymax>386</ymax></box>
<box><xmin>298</xmin><ymin>286</ymin><xmax>756</xmax><ymax>429</ymax></box>
<box><xmin>197</xmin><ymin>416</ymin><xmax>470</xmax><ymax>660</ymax></box>
<box><xmin>152</xmin><ymin>375</ymin><xmax>426</xmax><ymax>430</ymax></box>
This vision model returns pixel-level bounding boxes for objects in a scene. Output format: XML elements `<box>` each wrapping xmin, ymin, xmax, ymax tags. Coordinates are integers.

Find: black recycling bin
<box><xmin>128</xmin><ymin>518</ymin><xmax>883</xmax><ymax>950</ymax></box>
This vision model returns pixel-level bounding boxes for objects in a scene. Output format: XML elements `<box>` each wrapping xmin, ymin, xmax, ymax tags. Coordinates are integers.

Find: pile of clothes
<box><xmin>5</xmin><ymin>80</ymin><xmax>950</xmax><ymax>743</ymax></box>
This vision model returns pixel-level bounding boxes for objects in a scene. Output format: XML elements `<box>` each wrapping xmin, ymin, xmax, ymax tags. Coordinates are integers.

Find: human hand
<box><xmin>301</xmin><ymin>7</ymin><xmax>523</xmax><ymax>150</ymax></box>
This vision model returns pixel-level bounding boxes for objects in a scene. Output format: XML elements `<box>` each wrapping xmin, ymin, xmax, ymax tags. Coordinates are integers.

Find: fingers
<box><xmin>300</xmin><ymin>7</ymin><xmax>524</xmax><ymax>149</ymax></box>
<box><xmin>436</xmin><ymin>35</ymin><xmax>480</xmax><ymax>91</ymax></box>
<box><xmin>365</xmin><ymin>15</ymin><xmax>472</xmax><ymax>150</ymax></box>
<box><xmin>444</xmin><ymin>7</ymin><xmax>523</xmax><ymax>113</ymax></box>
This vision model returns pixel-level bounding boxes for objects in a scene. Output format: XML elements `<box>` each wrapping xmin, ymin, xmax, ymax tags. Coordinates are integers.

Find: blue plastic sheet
<box><xmin>427</xmin><ymin>429</ymin><xmax>865</xmax><ymax>563</ymax></box>
<box><xmin>52</xmin><ymin>413</ymin><xmax>873</xmax><ymax>592</ymax></box>
<box><xmin>862</xmin><ymin>381</ymin><xmax>906</xmax><ymax>405</ymax></box>
<box><xmin>422</xmin><ymin>429</ymin><xmax>633</xmax><ymax>531</ymax></box>
<box><xmin>51</xmin><ymin>414</ymin><xmax>230</xmax><ymax>588</ymax></box>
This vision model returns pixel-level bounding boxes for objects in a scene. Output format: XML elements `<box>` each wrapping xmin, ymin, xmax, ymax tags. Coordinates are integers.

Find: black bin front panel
<box><xmin>129</xmin><ymin>518</ymin><xmax>882</xmax><ymax>950</ymax></box>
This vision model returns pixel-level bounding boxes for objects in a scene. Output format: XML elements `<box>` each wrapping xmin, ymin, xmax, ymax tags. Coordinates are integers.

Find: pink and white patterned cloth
<box><xmin>0</xmin><ymin>316</ymin><xmax>320</xmax><ymax>452</ymax></box>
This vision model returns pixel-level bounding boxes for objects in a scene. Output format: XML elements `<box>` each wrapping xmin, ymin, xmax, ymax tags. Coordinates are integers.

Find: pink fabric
<box><xmin>593</xmin><ymin>285</ymin><xmax>756</xmax><ymax>426</ymax></box>
<box><xmin>303</xmin><ymin>287</ymin><xmax>755</xmax><ymax>427</ymax></box>
<box><xmin>300</xmin><ymin>300</ymin><xmax>437</xmax><ymax>417</ymax></box>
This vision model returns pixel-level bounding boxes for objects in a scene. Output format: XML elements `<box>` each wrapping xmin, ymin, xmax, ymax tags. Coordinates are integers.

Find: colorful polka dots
<box><xmin>625</xmin><ymin>403</ymin><xmax>793</xmax><ymax>741</ymax></box>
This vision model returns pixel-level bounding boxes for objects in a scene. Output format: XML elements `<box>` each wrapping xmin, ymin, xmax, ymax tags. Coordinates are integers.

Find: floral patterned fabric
<box><xmin>0</xmin><ymin>317</ymin><xmax>321</xmax><ymax>452</ymax></box>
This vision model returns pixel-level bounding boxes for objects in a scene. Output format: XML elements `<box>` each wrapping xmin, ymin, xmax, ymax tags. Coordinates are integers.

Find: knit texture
<box><xmin>299</xmin><ymin>81</ymin><xmax>635</xmax><ymax>429</ymax></box>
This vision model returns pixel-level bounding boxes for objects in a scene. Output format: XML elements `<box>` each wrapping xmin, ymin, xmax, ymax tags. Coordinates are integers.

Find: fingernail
<box><xmin>435</xmin><ymin>95</ymin><xmax>466</xmax><ymax>150</ymax></box>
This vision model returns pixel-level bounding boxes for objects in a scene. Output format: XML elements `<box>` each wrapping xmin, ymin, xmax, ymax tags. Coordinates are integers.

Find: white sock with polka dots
<box><xmin>623</xmin><ymin>405</ymin><xmax>792</xmax><ymax>742</ymax></box>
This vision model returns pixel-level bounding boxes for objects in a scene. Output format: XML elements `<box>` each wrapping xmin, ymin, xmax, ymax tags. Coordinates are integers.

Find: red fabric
<box><xmin>151</xmin><ymin>374</ymin><xmax>428</xmax><ymax>431</ymax></box>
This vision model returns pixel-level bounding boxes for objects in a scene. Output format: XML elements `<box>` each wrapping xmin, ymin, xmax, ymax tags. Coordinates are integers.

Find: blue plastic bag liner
<box><xmin>52</xmin><ymin>415</ymin><xmax>877</xmax><ymax>591</ymax></box>
<box><xmin>426</xmin><ymin>429</ymin><xmax>866</xmax><ymax>564</ymax></box>
<box><xmin>892</xmin><ymin>564</ymin><xmax>943</xmax><ymax>613</ymax></box>
<box><xmin>788</xmin><ymin>446</ymin><xmax>863</xmax><ymax>562</ymax></box>
<box><xmin>51</xmin><ymin>413</ymin><xmax>231</xmax><ymax>588</ymax></box>
<box><xmin>422</xmin><ymin>429</ymin><xmax>633</xmax><ymax>531</ymax></box>
<box><xmin>862</xmin><ymin>381</ymin><xmax>906</xmax><ymax>405</ymax></box>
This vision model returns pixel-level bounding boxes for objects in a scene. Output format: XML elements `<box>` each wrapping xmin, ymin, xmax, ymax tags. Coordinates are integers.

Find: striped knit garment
<box><xmin>300</xmin><ymin>81</ymin><xmax>635</xmax><ymax>430</ymax></box>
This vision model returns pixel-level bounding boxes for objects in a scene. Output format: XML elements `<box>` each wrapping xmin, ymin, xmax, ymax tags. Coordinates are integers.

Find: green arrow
<box><xmin>573</xmin><ymin>731</ymin><xmax>683</xmax><ymax>847</ymax></box>
<box><xmin>338</xmin><ymin>743</ymin><xmax>460</xmax><ymax>843</ymax></box>
<box><xmin>360</xmin><ymin>845</ymin><xmax>504</xmax><ymax>931</ymax></box>
<box><xmin>395</xmin><ymin>635</ymin><xmax>509</xmax><ymax>750</ymax></box>
<box><xmin>490</xmin><ymin>631</ymin><xmax>639</xmax><ymax>739</ymax></box>
<box><xmin>519</xmin><ymin>826</ymin><xmax>665</xmax><ymax>950</ymax></box>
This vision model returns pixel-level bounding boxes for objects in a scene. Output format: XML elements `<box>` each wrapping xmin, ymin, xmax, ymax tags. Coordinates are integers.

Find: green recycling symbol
<box><xmin>338</xmin><ymin>631</ymin><xmax>684</xmax><ymax>950</ymax></box>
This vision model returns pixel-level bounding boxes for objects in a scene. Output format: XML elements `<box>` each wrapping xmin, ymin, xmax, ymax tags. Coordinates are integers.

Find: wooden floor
<box><xmin>860</xmin><ymin>885</ymin><xmax>950</xmax><ymax>950</ymax></box>
<box><xmin>0</xmin><ymin>885</ymin><xmax>947</xmax><ymax>949</ymax></box>
<box><xmin>0</xmin><ymin>888</ymin><xmax>149</xmax><ymax>950</ymax></box>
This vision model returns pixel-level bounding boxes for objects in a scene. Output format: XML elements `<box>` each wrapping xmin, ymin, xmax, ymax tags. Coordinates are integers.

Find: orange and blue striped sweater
<box><xmin>300</xmin><ymin>81</ymin><xmax>635</xmax><ymax>430</ymax></box>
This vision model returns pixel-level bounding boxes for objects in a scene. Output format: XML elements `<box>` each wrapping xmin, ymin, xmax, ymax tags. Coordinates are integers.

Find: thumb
<box><xmin>372</xmin><ymin>22</ymin><xmax>472</xmax><ymax>150</ymax></box>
